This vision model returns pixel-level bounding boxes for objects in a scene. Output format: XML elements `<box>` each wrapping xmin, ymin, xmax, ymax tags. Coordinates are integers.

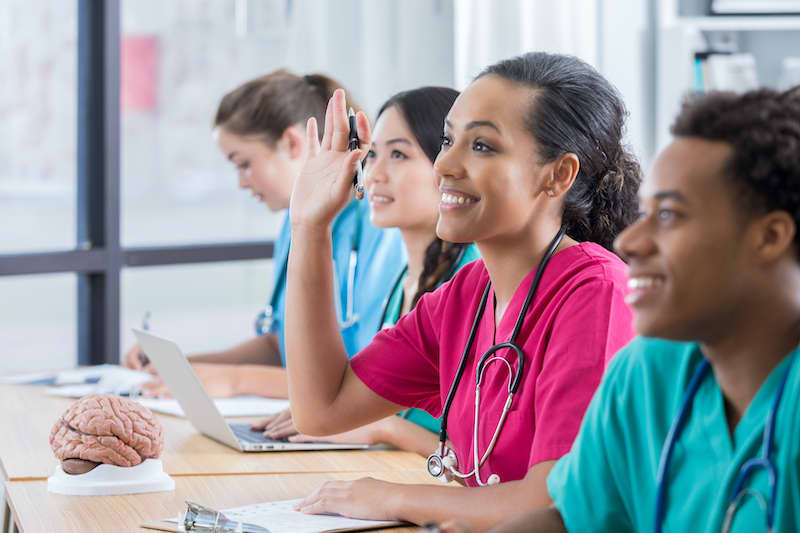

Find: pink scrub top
<box><xmin>350</xmin><ymin>242</ymin><xmax>634</xmax><ymax>486</ymax></box>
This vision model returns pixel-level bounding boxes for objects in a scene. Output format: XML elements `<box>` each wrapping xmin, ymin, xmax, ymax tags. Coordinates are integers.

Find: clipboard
<box><xmin>141</xmin><ymin>521</ymin><xmax>185</xmax><ymax>532</ymax></box>
<box><xmin>140</xmin><ymin>521</ymin><xmax>407</xmax><ymax>533</ymax></box>
<box><xmin>140</xmin><ymin>500</ymin><xmax>409</xmax><ymax>533</ymax></box>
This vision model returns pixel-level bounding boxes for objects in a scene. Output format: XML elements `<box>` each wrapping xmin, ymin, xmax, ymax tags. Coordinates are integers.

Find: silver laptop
<box><xmin>132</xmin><ymin>329</ymin><xmax>369</xmax><ymax>452</ymax></box>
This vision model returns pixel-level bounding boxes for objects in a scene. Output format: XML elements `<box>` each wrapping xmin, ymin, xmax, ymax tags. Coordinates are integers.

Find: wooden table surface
<box><xmin>0</xmin><ymin>385</ymin><xmax>425</xmax><ymax>481</ymax></box>
<box><xmin>6</xmin><ymin>471</ymin><xmax>438</xmax><ymax>533</ymax></box>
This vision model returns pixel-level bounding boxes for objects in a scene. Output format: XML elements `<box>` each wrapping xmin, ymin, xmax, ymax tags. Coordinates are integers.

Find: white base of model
<box><xmin>47</xmin><ymin>458</ymin><xmax>174</xmax><ymax>496</ymax></box>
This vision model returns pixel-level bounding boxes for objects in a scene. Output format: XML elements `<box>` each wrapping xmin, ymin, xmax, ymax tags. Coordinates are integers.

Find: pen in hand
<box><xmin>348</xmin><ymin>107</ymin><xmax>366</xmax><ymax>200</ymax></box>
<box><xmin>137</xmin><ymin>311</ymin><xmax>151</xmax><ymax>368</ymax></box>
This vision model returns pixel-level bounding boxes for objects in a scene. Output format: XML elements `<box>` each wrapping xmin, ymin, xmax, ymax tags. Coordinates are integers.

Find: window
<box><xmin>0</xmin><ymin>274</ymin><xmax>76</xmax><ymax>373</ymax></box>
<box><xmin>120</xmin><ymin>0</ymin><xmax>287</xmax><ymax>246</ymax></box>
<box><xmin>0</xmin><ymin>1</ymin><xmax>276</xmax><ymax>370</ymax></box>
<box><xmin>120</xmin><ymin>260</ymin><xmax>272</xmax><ymax>355</ymax></box>
<box><xmin>0</xmin><ymin>0</ymin><xmax>457</xmax><ymax>372</ymax></box>
<box><xmin>0</xmin><ymin>1</ymin><xmax>77</xmax><ymax>253</ymax></box>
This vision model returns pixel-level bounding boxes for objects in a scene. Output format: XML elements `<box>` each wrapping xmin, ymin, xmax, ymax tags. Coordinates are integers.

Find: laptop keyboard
<box><xmin>230</xmin><ymin>423</ymin><xmax>288</xmax><ymax>444</ymax></box>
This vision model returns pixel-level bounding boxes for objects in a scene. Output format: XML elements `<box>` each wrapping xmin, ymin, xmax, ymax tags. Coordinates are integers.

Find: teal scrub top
<box><xmin>380</xmin><ymin>244</ymin><xmax>480</xmax><ymax>434</ymax></box>
<box><xmin>268</xmin><ymin>200</ymin><xmax>406</xmax><ymax>364</ymax></box>
<box><xmin>547</xmin><ymin>336</ymin><xmax>800</xmax><ymax>533</ymax></box>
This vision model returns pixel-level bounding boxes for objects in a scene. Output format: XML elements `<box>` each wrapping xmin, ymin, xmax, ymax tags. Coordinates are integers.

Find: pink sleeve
<box><xmin>529</xmin><ymin>278</ymin><xmax>634</xmax><ymax>466</ymax></box>
<box><xmin>349</xmin><ymin>284</ymin><xmax>448</xmax><ymax>417</ymax></box>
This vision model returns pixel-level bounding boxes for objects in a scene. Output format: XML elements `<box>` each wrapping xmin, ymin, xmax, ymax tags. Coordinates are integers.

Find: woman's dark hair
<box><xmin>376</xmin><ymin>87</ymin><xmax>471</xmax><ymax>308</ymax></box>
<box><xmin>671</xmin><ymin>86</ymin><xmax>800</xmax><ymax>255</ymax></box>
<box><xmin>214</xmin><ymin>69</ymin><xmax>362</xmax><ymax>144</ymax></box>
<box><xmin>478</xmin><ymin>52</ymin><xmax>641</xmax><ymax>252</ymax></box>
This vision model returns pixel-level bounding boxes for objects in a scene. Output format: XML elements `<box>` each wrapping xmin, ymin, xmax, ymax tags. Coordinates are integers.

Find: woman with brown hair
<box><xmin>123</xmin><ymin>70</ymin><xmax>405</xmax><ymax>400</ymax></box>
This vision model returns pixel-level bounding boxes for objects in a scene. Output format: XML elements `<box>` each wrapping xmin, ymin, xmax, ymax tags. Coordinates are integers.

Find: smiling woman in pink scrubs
<box><xmin>283</xmin><ymin>52</ymin><xmax>640</xmax><ymax>531</ymax></box>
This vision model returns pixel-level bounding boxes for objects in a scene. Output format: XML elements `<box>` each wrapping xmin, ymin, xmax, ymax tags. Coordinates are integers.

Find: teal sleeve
<box><xmin>546</xmin><ymin>350</ymin><xmax>634</xmax><ymax>533</ymax></box>
<box><xmin>400</xmin><ymin>408</ymin><xmax>441</xmax><ymax>434</ymax></box>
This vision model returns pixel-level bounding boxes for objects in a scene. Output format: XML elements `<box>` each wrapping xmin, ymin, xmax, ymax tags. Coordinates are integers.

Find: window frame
<box><xmin>0</xmin><ymin>0</ymin><xmax>274</xmax><ymax>365</ymax></box>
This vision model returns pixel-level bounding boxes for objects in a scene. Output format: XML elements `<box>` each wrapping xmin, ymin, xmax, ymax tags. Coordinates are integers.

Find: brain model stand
<box><xmin>47</xmin><ymin>394</ymin><xmax>174</xmax><ymax>495</ymax></box>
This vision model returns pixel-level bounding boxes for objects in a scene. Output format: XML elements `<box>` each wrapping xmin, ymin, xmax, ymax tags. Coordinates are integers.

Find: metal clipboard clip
<box><xmin>182</xmin><ymin>501</ymin><xmax>271</xmax><ymax>533</ymax></box>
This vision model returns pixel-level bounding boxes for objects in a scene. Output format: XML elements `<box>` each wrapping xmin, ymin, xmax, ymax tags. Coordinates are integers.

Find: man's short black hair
<box><xmin>671</xmin><ymin>87</ymin><xmax>800</xmax><ymax>252</ymax></box>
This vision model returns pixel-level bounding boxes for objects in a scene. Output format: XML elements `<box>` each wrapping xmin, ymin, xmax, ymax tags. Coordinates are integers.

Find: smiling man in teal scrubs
<box><xmin>442</xmin><ymin>88</ymin><xmax>800</xmax><ymax>533</ymax></box>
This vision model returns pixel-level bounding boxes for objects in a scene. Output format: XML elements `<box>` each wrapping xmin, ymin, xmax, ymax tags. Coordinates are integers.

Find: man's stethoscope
<box><xmin>254</xmin><ymin>203</ymin><xmax>363</xmax><ymax>336</ymax></box>
<box><xmin>426</xmin><ymin>227</ymin><xmax>566</xmax><ymax>487</ymax></box>
<box><xmin>654</xmin><ymin>353</ymin><xmax>795</xmax><ymax>533</ymax></box>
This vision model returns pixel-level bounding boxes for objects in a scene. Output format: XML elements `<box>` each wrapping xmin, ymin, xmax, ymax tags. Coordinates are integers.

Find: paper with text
<box><xmin>210</xmin><ymin>499</ymin><xmax>400</xmax><ymax>533</ymax></box>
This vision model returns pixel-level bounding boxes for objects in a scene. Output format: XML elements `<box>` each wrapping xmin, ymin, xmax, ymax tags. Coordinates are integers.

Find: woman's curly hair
<box><xmin>671</xmin><ymin>87</ymin><xmax>800</xmax><ymax>252</ymax></box>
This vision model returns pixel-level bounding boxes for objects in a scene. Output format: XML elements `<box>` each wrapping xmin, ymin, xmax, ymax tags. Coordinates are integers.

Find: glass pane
<box><xmin>120</xmin><ymin>260</ymin><xmax>273</xmax><ymax>358</ymax></box>
<box><xmin>120</xmin><ymin>1</ymin><xmax>286</xmax><ymax>246</ymax></box>
<box><xmin>0</xmin><ymin>2</ymin><xmax>77</xmax><ymax>253</ymax></box>
<box><xmin>0</xmin><ymin>274</ymin><xmax>77</xmax><ymax>375</ymax></box>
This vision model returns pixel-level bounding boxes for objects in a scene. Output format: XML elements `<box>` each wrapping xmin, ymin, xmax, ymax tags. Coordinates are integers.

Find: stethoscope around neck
<box><xmin>654</xmin><ymin>353</ymin><xmax>795</xmax><ymax>533</ymax></box>
<box><xmin>254</xmin><ymin>203</ymin><xmax>363</xmax><ymax>336</ymax></box>
<box><xmin>426</xmin><ymin>227</ymin><xmax>566</xmax><ymax>486</ymax></box>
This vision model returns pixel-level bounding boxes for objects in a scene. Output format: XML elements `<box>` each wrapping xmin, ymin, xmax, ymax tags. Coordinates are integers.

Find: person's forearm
<box><xmin>189</xmin><ymin>334</ymin><xmax>282</xmax><ymax>366</ymax></box>
<box><xmin>285</xmin><ymin>224</ymin><xmax>351</xmax><ymax>433</ymax></box>
<box><xmin>484</xmin><ymin>507</ymin><xmax>567</xmax><ymax>533</ymax></box>
<box><xmin>229</xmin><ymin>364</ymin><xmax>289</xmax><ymax>398</ymax></box>
<box><xmin>380</xmin><ymin>417</ymin><xmax>443</xmax><ymax>458</ymax></box>
<box><xmin>387</xmin><ymin>478</ymin><xmax>551</xmax><ymax>532</ymax></box>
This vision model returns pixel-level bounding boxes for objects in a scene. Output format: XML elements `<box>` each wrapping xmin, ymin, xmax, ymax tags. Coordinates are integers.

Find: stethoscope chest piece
<box><xmin>426</xmin><ymin>446</ymin><xmax>458</xmax><ymax>483</ymax></box>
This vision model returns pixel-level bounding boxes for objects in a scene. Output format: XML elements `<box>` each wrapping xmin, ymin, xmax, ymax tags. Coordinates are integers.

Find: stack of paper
<box><xmin>136</xmin><ymin>396</ymin><xmax>290</xmax><ymax>418</ymax></box>
<box><xmin>43</xmin><ymin>366</ymin><xmax>154</xmax><ymax>397</ymax></box>
<box><xmin>1</xmin><ymin>365</ymin><xmax>153</xmax><ymax>397</ymax></box>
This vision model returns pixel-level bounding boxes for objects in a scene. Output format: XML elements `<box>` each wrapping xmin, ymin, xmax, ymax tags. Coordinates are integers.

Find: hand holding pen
<box><xmin>348</xmin><ymin>107</ymin><xmax>366</xmax><ymax>200</ymax></box>
<box><xmin>122</xmin><ymin>311</ymin><xmax>152</xmax><ymax>371</ymax></box>
<box><xmin>289</xmin><ymin>89</ymin><xmax>371</xmax><ymax>229</ymax></box>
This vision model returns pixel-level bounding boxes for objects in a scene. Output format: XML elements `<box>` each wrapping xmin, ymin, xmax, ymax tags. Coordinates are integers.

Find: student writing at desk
<box><xmin>123</xmin><ymin>70</ymin><xmax>404</xmax><ymax>398</ymax></box>
<box><xmin>283</xmin><ymin>52</ymin><xmax>640</xmax><ymax>530</ymax></box>
<box><xmin>256</xmin><ymin>87</ymin><xmax>479</xmax><ymax>451</ymax></box>
<box><xmin>446</xmin><ymin>87</ymin><xmax>800</xmax><ymax>533</ymax></box>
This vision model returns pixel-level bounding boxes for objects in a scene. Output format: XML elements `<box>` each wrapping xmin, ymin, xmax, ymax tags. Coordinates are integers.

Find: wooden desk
<box><xmin>6</xmin><ymin>471</ymin><xmax>438</xmax><ymax>533</ymax></box>
<box><xmin>0</xmin><ymin>385</ymin><xmax>425</xmax><ymax>481</ymax></box>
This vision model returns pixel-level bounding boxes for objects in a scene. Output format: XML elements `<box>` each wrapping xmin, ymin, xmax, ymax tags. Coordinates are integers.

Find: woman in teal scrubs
<box><xmin>441</xmin><ymin>88</ymin><xmax>800</xmax><ymax>533</ymax></box>
<box><xmin>277</xmin><ymin>87</ymin><xmax>478</xmax><ymax>453</ymax></box>
<box><xmin>123</xmin><ymin>70</ymin><xmax>404</xmax><ymax>399</ymax></box>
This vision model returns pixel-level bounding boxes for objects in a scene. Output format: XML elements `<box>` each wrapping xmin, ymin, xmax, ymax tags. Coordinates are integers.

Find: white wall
<box><xmin>287</xmin><ymin>0</ymin><xmax>455</xmax><ymax>116</ymax></box>
<box><xmin>454</xmin><ymin>0</ymin><xmax>598</xmax><ymax>89</ymax></box>
<box><xmin>598</xmin><ymin>0</ymin><xmax>653</xmax><ymax>165</ymax></box>
<box><xmin>453</xmin><ymin>0</ymin><xmax>653</xmax><ymax>164</ymax></box>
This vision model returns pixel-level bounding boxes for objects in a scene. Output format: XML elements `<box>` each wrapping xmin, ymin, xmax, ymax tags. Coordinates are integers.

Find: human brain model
<box><xmin>49</xmin><ymin>394</ymin><xmax>164</xmax><ymax>474</ymax></box>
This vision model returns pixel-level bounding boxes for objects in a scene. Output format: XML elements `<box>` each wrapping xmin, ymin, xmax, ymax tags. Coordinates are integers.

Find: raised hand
<box><xmin>289</xmin><ymin>89</ymin><xmax>370</xmax><ymax>230</ymax></box>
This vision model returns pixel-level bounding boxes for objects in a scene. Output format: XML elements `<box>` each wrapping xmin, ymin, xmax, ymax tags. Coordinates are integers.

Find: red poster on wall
<box><xmin>121</xmin><ymin>35</ymin><xmax>158</xmax><ymax>112</ymax></box>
